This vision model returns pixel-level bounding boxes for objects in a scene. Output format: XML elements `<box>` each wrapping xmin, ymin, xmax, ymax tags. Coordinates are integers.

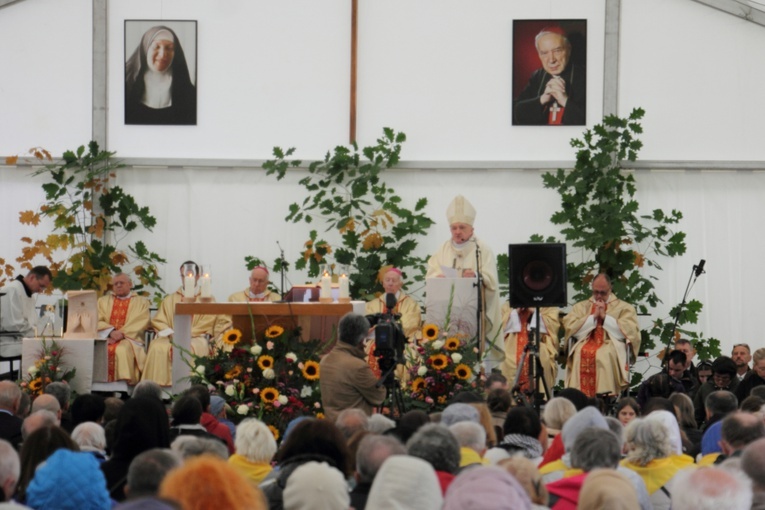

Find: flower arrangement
<box><xmin>19</xmin><ymin>338</ymin><xmax>76</xmax><ymax>397</ymax></box>
<box><xmin>404</xmin><ymin>321</ymin><xmax>484</xmax><ymax>412</ymax></box>
<box><xmin>188</xmin><ymin>324</ymin><xmax>329</xmax><ymax>441</ymax></box>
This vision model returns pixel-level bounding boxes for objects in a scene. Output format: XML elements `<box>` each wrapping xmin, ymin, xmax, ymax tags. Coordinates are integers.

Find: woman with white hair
<box><xmin>228</xmin><ymin>418</ymin><xmax>277</xmax><ymax>486</ymax></box>
<box><xmin>71</xmin><ymin>422</ymin><xmax>108</xmax><ymax>462</ymax></box>
<box><xmin>620</xmin><ymin>417</ymin><xmax>695</xmax><ymax>510</ymax></box>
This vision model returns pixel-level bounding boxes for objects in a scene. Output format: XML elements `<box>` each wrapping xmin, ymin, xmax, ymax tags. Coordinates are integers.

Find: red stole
<box><xmin>107</xmin><ymin>297</ymin><xmax>131</xmax><ymax>381</ymax></box>
<box><xmin>515</xmin><ymin>309</ymin><xmax>531</xmax><ymax>392</ymax></box>
<box><xmin>579</xmin><ymin>302</ymin><xmax>606</xmax><ymax>398</ymax></box>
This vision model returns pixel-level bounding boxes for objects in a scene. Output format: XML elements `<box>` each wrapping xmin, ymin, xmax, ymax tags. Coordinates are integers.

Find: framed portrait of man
<box><xmin>512</xmin><ymin>19</ymin><xmax>587</xmax><ymax>126</ymax></box>
<box><xmin>124</xmin><ymin>20</ymin><xmax>198</xmax><ymax>126</ymax></box>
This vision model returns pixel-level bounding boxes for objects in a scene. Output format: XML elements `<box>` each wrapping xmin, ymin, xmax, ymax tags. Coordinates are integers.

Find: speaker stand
<box><xmin>511</xmin><ymin>307</ymin><xmax>551</xmax><ymax>414</ymax></box>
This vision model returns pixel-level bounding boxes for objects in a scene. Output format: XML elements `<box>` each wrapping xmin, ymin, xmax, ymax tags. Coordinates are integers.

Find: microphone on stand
<box><xmin>276</xmin><ymin>240</ymin><xmax>287</xmax><ymax>302</ymax></box>
<box><xmin>385</xmin><ymin>292</ymin><xmax>397</xmax><ymax>311</ymax></box>
<box><xmin>694</xmin><ymin>259</ymin><xmax>706</xmax><ymax>278</ymax></box>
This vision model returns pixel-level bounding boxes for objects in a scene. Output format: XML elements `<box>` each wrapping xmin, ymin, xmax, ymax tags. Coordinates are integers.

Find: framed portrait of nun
<box><xmin>512</xmin><ymin>19</ymin><xmax>587</xmax><ymax>126</ymax></box>
<box><xmin>124</xmin><ymin>20</ymin><xmax>198</xmax><ymax>126</ymax></box>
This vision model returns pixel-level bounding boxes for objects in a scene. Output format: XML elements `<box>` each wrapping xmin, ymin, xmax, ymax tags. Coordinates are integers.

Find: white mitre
<box><xmin>446</xmin><ymin>195</ymin><xmax>476</xmax><ymax>226</ymax></box>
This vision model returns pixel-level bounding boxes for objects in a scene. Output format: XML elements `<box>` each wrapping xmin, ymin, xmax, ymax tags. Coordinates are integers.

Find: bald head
<box><xmin>249</xmin><ymin>267</ymin><xmax>269</xmax><ymax>295</ymax></box>
<box><xmin>0</xmin><ymin>382</ymin><xmax>21</xmax><ymax>413</ymax></box>
<box><xmin>31</xmin><ymin>394</ymin><xmax>61</xmax><ymax>417</ymax></box>
<box><xmin>721</xmin><ymin>411</ymin><xmax>765</xmax><ymax>454</ymax></box>
<box><xmin>22</xmin><ymin>410</ymin><xmax>59</xmax><ymax>440</ymax></box>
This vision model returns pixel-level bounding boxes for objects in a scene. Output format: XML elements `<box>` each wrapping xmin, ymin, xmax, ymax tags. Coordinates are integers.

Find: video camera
<box><xmin>366</xmin><ymin>293</ymin><xmax>406</xmax><ymax>377</ymax></box>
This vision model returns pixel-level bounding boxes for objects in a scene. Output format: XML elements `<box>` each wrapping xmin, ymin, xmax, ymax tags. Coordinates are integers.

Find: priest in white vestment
<box><xmin>426</xmin><ymin>195</ymin><xmax>504</xmax><ymax>371</ymax></box>
<box><xmin>0</xmin><ymin>266</ymin><xmax>52</xmax><ymax>357</ymax></box>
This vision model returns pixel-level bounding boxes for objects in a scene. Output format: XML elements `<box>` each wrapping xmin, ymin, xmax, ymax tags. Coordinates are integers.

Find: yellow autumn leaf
<box><xmin>19</xmin><ymin>210</ymin><xmax>41</xmax><ymax>226</ymax></box>
<box><xmin>110</xmin><ymin>251</ymin><xmax>129</xmax><ymax>266</ymax></box>
<box><xmin>89</xmin><ymin>216</ymin><xmax>106</xmax><ymax>238</ymax></box>
<box><xmin>633</xmin><ymin>251</ymin><xmax>644</xmax><ymax>268</ymax></box>
<box><xmin>20</xmin><ymin>237</ymin><xmax>32</xmax><ymax>244</ymax></box>
<box><xmin>5</xmin><ymin>155</ymin><xmax>18</xmax><ymax>165</ymax></box>
<box><xmin>46</xmin><ymin>234</ymin><xmax>70</xmax><ymax>251</ymax></box>
<box><xmin>362</xmin><ymin>232</ymin><xmax>383</xmax><ymax>250</ymax></box>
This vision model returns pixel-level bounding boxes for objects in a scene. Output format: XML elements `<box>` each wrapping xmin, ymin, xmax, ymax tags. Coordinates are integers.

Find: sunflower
<box><xmin>265</xmin><ymin>325</ymin><xmax>285</xmax><ymax>339</ymax></box>
<box><xmin>422</xmin><ymin>323</ymin><xmax>439</xmax><ymax>341</ymax></box>
<box><xmin>257</xmin><ymin>355</ymin><xmax>275</xmax><ymax>370</ymax></box>
<box><xmin>411</xmin><ymin>377</ymin><xmax>427</xmax><ymax>393</ymax></box>
<box><xmin>267</xmin><ymin>424</ymin><xmax>280</xmax><ymax>441</ymax></box>
<box><xmin>224</xmin><ymin>365</ymin><xmax>242</xmax><ymax>380</ymax></box>
<box><xmin>302</xmin><ymin>360</ymin><xmax>320</xmax><ymax>381</ymax></box>
<box><xmin>28</xmin><ymin>378</ymin><xmax>43</xmax><ymax>392</ymax></box>
<box><xmin>260</xmin><ymin>387</ymin><xmax>280</xmax><ymax>404</ymax></box>
<box><xmin>429</xmin><ymin>354</ymin><xmax>449</xmax><ymax>370</ymax></box>
<box><xmin>445</xmin><ymin>337</ymin><xmax>461</xmax><ymax>351</ymax></box>
<box><xmin>222</xmin><ymin>328</ymin><xmax>243</xmax><ymax>346</ymax></box>
<box><xmin>454</xmin><ymin>363</ymin><xmax>472</xmax><ymax>380</ymax></box>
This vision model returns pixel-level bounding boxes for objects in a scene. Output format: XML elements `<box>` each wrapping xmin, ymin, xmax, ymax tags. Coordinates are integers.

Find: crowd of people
<box><xmin>3</xmin><ymin>355</ymin><xmax>765</xmax><ymax>510</ymax></box>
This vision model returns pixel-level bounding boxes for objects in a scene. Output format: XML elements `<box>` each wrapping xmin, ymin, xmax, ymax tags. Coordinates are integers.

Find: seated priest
<box><xmin>141</xmin><ymin>260</ymin><xmax>224</xmax><ymax>386</ymax></box>
<box><xmin>499</xmin><ymin>302</ymin><xmax>560</xmax><ymax>397</ymax></box>
<box><xmin>96</xmin><ymin>273</ymin><xmax>150</xmax><ymax>384</ymax></box>
<box><xmin>364</xmin><ymin>266</ymin><xmax>422</xmax><ymax>377</ymax></box>
<box><xmin>228</xmin><ymin>266</ymin><xmax>281</xmax><ymax>302</ymax></box>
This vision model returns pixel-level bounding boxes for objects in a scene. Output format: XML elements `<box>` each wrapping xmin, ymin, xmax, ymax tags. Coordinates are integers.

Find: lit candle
<box><xmin>320</xmin><ymin>271</ymin><xmax>332</xmax><ymax>299</ymax></box>
<box><xmin>200</xmin><ymin>272</ymin><xmax>212</xmax><ymax>299</ymax></box>
<box><xmin>339</xmin><ymin>273</ymin><xmax>350</xmax><ymax>300</ymax></box>
<box><xmin>183</xmin><ymin>272</ymin><xmax>196</xmax><ymax>299</ymax></box>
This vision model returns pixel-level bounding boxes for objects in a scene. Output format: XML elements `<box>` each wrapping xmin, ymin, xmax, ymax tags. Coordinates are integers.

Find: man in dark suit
<box><xmin>0</xmin><ymin>381</ymin><xmax>23</xmax><ymax>450</ymax></box>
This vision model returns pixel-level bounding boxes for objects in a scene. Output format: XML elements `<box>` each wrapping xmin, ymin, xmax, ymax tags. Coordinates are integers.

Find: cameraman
<box><xmin>320</xmin><ymin>313</ymin><xmax>386</xmax><ymax>422</ymax></box>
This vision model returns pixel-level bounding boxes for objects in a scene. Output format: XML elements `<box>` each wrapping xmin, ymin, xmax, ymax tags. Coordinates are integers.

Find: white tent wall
<box><xmin>2</xmin><ymin>0</ymin><xmax>765</xmax><ymax>361</ymax></box>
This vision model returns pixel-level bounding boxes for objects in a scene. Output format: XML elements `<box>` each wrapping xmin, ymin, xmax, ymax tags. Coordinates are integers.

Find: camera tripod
<box><xmin>376</xmin><ymin>359</ymin><xmax>406</xmax><ymax>418</ymax></box>
<box><xmin>511</xmin><ymin>307</ymin><xmax>551</xmax><ymax>414</ymax></box>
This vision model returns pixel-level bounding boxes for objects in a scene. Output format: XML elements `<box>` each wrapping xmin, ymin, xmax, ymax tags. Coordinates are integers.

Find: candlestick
<box><xmin>199</xmin><ymin>265</ymin><xmax>212</xmax><ymax>300</ymax></box>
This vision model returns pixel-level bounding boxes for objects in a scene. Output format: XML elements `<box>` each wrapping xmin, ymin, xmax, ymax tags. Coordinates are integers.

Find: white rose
<box><xmin>224</xmin><ymin>385</ymin><xmax>236</xmax><ymax>397</ymax></box>
<box><xmin>301</xmin><ymin>385</ymin><xmax>313</xmax><ymax>398</ymax></box>
<box><xmin>28</xmin><ymin>365</ymin><xmax>39</xmax><ymax>375</ymax></box>
<box><xmin>432</xmin><ymin>340</ymin><xmax>445</xmax><ymax>350</ymax></box>
<box><xmin>250</xmin><ymin>344</ymin><xmax>263</xmax><ymax>355</ymax></box>
<box><xmin>263</xmin><ymin>368</ymin><xmax>276</xmax><ymax>380</ymax></box>
<box><xmin>278</xmin><ymin>395</ymin><xmax>289</xmax><ymax>405</ymax></box>
<box><xmin>195</xmin><ymin>365</ymin><xmax>206</xmax><ymax>375</ymax></box>
<box><xmin>451</xmin><ymin>353</ymin><xmax>463</xmax><ymax>364</ymax></box>
<box><xmin>236</xmin><ymin>404</ymin><xmax>249</xmax><ymax>416</ymax></box>
<box><xmin>417</xmin><ymin>365</ymin><xmax>428</xmax><ymax>377</ymax></box>
<box><xmin>285</xmin><ymin>352</ymin><xmax>297</xmax><ymax>362</ymax></box>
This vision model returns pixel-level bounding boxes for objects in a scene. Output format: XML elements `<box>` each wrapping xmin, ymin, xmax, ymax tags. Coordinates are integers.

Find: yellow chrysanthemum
<box><xmin>260</xmin><ymin>387</ymin><xmax>279</xmax><ymax>404</ymax></box>
<box><xmin>422</xmin><ymin>323</ymin><xmax>439</xmax><ymax>342</ymax></box>
<box><xmin>265</xmin><ymin>325</ymin><xmax>284</xmax><ymax>339</ymax></box>
<box><xmin>224</xmin><ymin>366</ymin><xmax>242</xmax><ymax>380</ymax></box>
<box><xmin>445</xmin><ymin>337</ymin><xmax>461</xmax><ymax>351</ymax></box>
<box><xmin>411</xmin><ymin>377</ymin><xmax>426</xmax><ymax>393</ymax></box>
<box><xmin>257</xmin><ymin>355</ymin><xmax>275</xmax><ymax>370</ymax></box>
<box><xmin>302</xmin><ymin>361</ymin><xmax>320</xmax><ymax>381</ymax></box>
<box><xmin>454</xmin><ymin>364</ymin><xmax>472</xmax><ymax>380</ymax></box>
<box><xmin>268</xmin><ymin>424</ymin><xmax>280</xmax><ymax>441</ymax></box>
<box><xmin>222</xmin><ymin>328</ymin><xmax>243</xmax><ymax>346</ymax></box>
<box><xmin>316</xmin><ymin>412</ymin><xmax>325</xmax><ymax>420</ymax></box>
<box><xmin>429</xmin><ymin>354</ymin><xmax>449</xmax><ymax>370</ymax></box>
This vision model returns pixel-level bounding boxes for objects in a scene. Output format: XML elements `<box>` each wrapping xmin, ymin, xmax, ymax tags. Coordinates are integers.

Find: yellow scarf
<box><xmin>620</xmin><ymin>454</ymin><xmax>695</xmax><ymax>494</ymax></box>
<box><xmin>228</xmin><ymin>454</ymin><xmax>273</xmax><ymax>485</ymax></box>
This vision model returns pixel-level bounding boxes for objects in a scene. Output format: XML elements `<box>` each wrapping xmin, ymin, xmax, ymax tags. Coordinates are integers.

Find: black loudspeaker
<box><xmin>508</xmin><ymin>243</ymin><xmax>567</xmax><ymax>308</ymax></box>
